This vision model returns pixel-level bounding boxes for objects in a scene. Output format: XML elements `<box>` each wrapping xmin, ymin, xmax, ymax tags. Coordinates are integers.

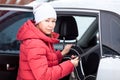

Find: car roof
<box><xmin>49</xmin><ymin>0</ymin><xmax>120</xmax><ymax>15</ymax></box>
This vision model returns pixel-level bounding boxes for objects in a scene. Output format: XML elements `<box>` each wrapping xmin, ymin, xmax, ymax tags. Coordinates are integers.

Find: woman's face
<box><xmin>36</xmin><ymin>18</ymin><xmax>56</xmax><ymax>35</ymax></box>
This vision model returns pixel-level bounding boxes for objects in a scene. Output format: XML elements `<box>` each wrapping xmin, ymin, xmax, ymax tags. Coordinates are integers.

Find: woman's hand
<box><xmin>70</xmin><ymin>57</ymin><xmax>79</xmax><ymax>67</ymax></box>
<box><xmin>61</xmin><ymin>44</ymin><xmax>73</xmax><ymax>56</ymax></box>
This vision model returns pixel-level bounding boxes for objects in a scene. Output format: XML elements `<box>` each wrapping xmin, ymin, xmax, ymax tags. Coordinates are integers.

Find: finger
<box><xmin>74</xmin><ymin>57</ymin><xmax>79</xmax><ymax>60</ymax></box>
<box><xmin>69</xmin><ymin>44</ymin><xmax>73</xmax><ymax>47</ymax></box>
<box><xmin>71</xmin><ymin>55</ymin><xmax>76</xmax><ymax>59</ymax></box>
<box><xmin>66</xmin><ymin>44</ymin><xmax>73</xmax><ymax>48</ymax></box>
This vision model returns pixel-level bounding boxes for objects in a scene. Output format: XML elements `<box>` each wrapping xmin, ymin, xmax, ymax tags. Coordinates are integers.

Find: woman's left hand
<box><xmin>61</xmin><ymin>44</ymin><xmax>73</xmax><ymax>56</ymax></box>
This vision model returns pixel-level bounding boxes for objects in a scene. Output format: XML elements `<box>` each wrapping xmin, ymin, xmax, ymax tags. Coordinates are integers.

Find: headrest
<box><xmin>54</xmin><ymin>16</ymin><xmax>78</xmax><ymax>40</ymax></box>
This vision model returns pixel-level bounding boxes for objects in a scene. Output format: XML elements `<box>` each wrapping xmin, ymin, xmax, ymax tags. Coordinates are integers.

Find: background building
<box><xmin>0</xmin><ymin>0</ymin><xmax>51</xmax><ymax>5</ymax></box>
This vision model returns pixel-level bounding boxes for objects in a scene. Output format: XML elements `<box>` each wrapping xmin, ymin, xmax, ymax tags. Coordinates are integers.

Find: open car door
<box><xmin>96</xmin><ymin>10</ymin><xmax>120</xmax><ymax>80</ymax></box>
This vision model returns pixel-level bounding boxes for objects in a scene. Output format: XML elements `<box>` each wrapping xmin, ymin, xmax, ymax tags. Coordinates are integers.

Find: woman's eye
<box><xmin>45</xmin><ymin>20</ymin><xmax>49</xmax><ymax>22</ymax></box>
<box><xmin>52</xmin><ymin>21</ymin><xmax>56</xmax><ymax>23</ymax></box>
<box><xmin>52</xmin><ymin>20</ymin><xmax>56</xmax><ymax>23</ymax></box>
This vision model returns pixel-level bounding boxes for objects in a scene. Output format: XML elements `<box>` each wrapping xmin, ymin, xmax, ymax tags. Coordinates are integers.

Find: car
<box><xmin>0</xmin><ymin>0</ymin><xmax>120</xmax><ymax>80</ymax></box>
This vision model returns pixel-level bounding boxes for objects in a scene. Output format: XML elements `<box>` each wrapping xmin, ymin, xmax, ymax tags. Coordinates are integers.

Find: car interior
<box><xmin>54</xmin><ymin>15</ymin><xmax>100</xmax><ymax>80</ymax></box>
<box><xmin>54</xmin><ymin>16</ymin><xmax>85</xmax><ymax>80</ymax></box>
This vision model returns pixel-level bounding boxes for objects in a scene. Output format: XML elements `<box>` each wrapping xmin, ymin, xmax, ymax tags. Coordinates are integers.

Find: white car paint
<box><xmin>50</xmin><ymin>0</ymin><xmax>120</xmax><ymax>15</ymax></box>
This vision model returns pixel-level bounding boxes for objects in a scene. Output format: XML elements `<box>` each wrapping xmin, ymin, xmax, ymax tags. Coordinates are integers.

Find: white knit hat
<box><xmin>33</xmin><ymin>2</ymin><xmax>57</xmax><ymax>24</ymax></box>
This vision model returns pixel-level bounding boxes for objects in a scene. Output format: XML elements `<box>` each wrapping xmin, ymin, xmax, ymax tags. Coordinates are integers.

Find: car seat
<box><xmin>54</xmin><ymin>16</ymin><xmax>78</xmax><ymax>48</ymax></box>
<box><xmin>55</xmin><ymin>16</ymin><xmax>99</xmax><ymax>80</ymax></box>
<box><xmin>54</xmin><ymin>16</ymin><xmax>85</xmax><ymax>80</ymax></box>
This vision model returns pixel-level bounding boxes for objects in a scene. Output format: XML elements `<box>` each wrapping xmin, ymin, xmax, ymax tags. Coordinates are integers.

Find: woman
<box><xmin>16</xmin><ymin>2</ymin><xmax>79</xmax><ymax>80</ymax></box>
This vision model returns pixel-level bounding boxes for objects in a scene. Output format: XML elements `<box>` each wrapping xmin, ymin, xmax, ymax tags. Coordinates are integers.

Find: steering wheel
<box><xmin>63</xmin><ymin>45</ymin><xmax>100</xmax><ymax>80</ymax></box>
<box><xmin>63</xmin><ymin>45</ymin><xmax>84</xmax><ymax>60</ymax></box>
<box><xmin>62</xmin><ymin>45</ymin><xmax>85</xmax><ymax>80</ymax></box>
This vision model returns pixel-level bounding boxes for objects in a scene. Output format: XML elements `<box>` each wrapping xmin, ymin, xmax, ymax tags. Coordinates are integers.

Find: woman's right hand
<box><xmin>70</xmin><ymin>57</ymin><xmax>79</xmax><ymax>67</ymax></box>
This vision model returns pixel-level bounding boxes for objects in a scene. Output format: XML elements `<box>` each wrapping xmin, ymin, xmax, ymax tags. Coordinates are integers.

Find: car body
<box><xmin>0</xmin><ymin>0</ymin><xmax>120</xmax><ymax>80</ymax></box>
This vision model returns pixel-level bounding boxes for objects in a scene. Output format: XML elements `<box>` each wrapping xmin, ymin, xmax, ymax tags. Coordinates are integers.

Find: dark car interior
<box><xmin>54</xmin><ymin>15</ymin><xmax>100</xmax><ymax>80</ymax></box>
<box><xmin>54</xmin><ymin>16</ymin><xmax>85</xmax><ymax>80</ymax></box>
<box><xmin>0</xmin><ymin>53</ymin><xmax>19</xmax><ymax>80</ymax></box>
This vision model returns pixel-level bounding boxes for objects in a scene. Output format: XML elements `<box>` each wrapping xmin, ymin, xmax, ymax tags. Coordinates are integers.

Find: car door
<box><xmin>0</xmin><ymin>6</ymin><xmax>33</xmax><ymax>80</ymax></box>
<box><xmin>96</xmin><ymin>10</ymin><xmax>120</xmax><ymax>80</ymax></box>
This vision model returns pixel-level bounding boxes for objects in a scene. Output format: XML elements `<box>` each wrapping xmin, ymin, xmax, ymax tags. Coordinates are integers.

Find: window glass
<box><xmin>54</xmin><ymin>15</ymin><xmax>97</xmax><ymax>50</ymax></box>
<box><xmin>0</xmin><ymin>11</ymin><xmax>33</xmax><ymax>51</ymax></box>
<box><xmin>74</xmin><ymin>16</ymin><xmax>96</xmax><ymax>39</ymax></box>
<box><xmin>100</xmin><ymin>11</ymin><xmax>120</xmax><ymax>55</ymax></box>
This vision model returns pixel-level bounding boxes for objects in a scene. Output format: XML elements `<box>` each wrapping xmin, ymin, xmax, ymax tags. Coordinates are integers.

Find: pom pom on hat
<box><xmin>33</xmin><ymin>2</ymin><xmax>57</xmax><ymax>24</ymax></box>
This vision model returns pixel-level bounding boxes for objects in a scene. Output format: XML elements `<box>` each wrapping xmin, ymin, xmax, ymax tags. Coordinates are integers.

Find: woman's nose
<box><xmin>49</xmin><ymin>22</ymin><xmax>55</xmax><ymax>28</ymax></box>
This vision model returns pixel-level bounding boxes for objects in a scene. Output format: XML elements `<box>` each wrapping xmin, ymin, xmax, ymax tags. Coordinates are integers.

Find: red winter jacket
<box><xmin>16</xmin><ymin>20</ymin><xmax>74</xmax><ymax>80</ymax></box>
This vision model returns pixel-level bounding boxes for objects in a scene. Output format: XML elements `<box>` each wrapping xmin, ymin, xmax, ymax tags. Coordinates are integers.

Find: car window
<box><xmin>56</xmin><ymin>15</ymin><xmax>96</xmax><ymax>42</ymax></box>
<box><xmin>0</xmin><ymin>10</ymin><xmax>33</xmax><ymax>52</ymax></box>
<box><xmin>74</xmin><ymin>16</ymin><xmax>96</xmax><ymax>40</ymax></box>
<box><xmin>100</xmin><ymin>11</ymin><xmax>120</xmax><ymax>55</ymax></box>
<box><xmin>54</xmin><ymin>15</ymin><xmax>97</xmax><ymax>50</ymax></box>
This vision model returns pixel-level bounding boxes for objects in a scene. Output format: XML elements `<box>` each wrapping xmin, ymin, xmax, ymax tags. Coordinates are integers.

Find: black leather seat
<box><xmin>54</xmin><ymin>16</ymin><xmax>78</xmax><ymax>40</ymax></box>
<box><xmin>54</xmin><ymin>16</ymin><xmax>83</xmax><ymax>80</ymax></box>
